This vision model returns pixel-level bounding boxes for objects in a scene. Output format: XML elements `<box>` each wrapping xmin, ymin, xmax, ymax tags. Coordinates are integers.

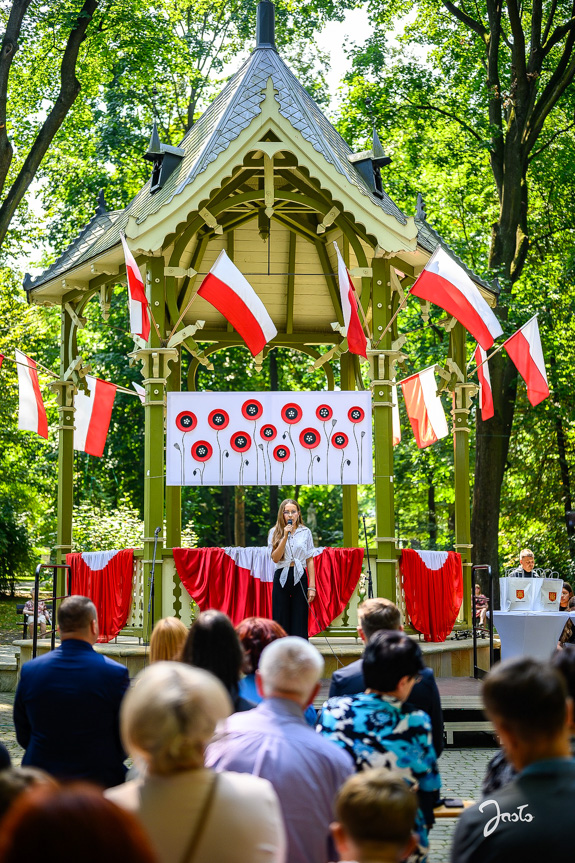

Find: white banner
<box><xmin>166</xmin><ymin>391</ymin><xmax>372</xmax><ymax>487</ymax></box>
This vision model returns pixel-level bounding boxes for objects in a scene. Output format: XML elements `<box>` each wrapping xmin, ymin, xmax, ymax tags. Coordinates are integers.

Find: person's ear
<box><xmin>255</xmin><ymin>670</ymin><xmax>264</xmax><ymax>698</ymax></box>
<box><xmin>566</xmin><ymin>696</ymin><xmax>574</xmax><ymax>729</ymax></box>
<box><xmin>402</xmin><ymin>834</ymin><xmax>418</xmax><ymax>859</ymax></box>
<box><xmin>330</xmin><ymin>822</ymin><xmax>353</xmax><ymax>860</ymax></box>
<box><xmin>357</xmin><ymin>625</ymin><xmax>366</xmax><ymax>643</ymax></box>
<box><xmin>305</xmin><ymin>681</ymin><xmax>321</xmax><ymax>708</ymax></box>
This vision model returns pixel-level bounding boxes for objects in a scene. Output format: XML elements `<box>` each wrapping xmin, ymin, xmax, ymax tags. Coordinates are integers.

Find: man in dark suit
<box><xmin>14</xmin><ymin>595</ymin><xmax>129</xmax><ymax>788</ymax></box>
<box><xmin>451</xmin><ymin>657</ymin><xmax>575</xmax><ymax>863</ymax></box>
<box><xmin>329</xmin><ymin>598</ymin><xmax>444</xmax><ymax>756</ymax></box>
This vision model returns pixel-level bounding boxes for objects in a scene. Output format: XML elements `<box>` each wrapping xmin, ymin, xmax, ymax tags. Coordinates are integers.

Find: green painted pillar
<box><xmin>450</xmin><ymin>322</ymin><xmax>476</xmax><ymax>624</ymax></box>
<box><xmin>340</xmin><ymin>352</ymin><xmax>359</xmax><ymax>549</ymax></box>
<box><xmin>165</xmin><ymin>349</ymin><xmax>181</xmax><ymax>551</ymax></box>
<box><xmin>51</xmin><ymin>306</ymin><xmax>76</xmax><ymax>601</ymax></box>
<box><xmin>370</xmin><ymin>257</ymin><xmax>396</xmax><ymax>600</ymax></box>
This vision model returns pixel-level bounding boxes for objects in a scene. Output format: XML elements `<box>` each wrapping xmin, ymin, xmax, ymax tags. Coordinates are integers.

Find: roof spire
<box><xmin>256</xmin><ymin>0</ymin><xmax>276</xmax><ymax>50</ymax></box>
<box><xmin>144</xmin><ymin>120</ymin><xmax>162</xmax><ymax>161</ymax></box>
<box><xmin>372</xmin><ymin>127</ymin><xmax>385</xmax><ymax>159</ymax></box>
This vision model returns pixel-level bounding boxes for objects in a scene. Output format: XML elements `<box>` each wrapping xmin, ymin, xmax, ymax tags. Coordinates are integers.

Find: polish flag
<box><xmin>392</xmin><ymin>384</ymin><xmax>401</xmax><ymax>446</ymax></box>
<box><xmin>74</xmin><ymin>376</ymin><xmax>117</xmax><ymax>457</ymax></box>
<box><xmin>504</xmin><ymin>315</ymin><xmax>549</xmax><ymax>407</ymax></box>
<box><xmin>400</xmin><ymin>367</ymin><xmax>449</xmax><ymax>449</ymax></box>
<box><xmin>132</xmin><ymin>382</ymin><xmax>146</xmax><ymax>404</ymax></box>
<box><xmin>334</xmin><ymin>242</ymin><xmax>368</xmax><ymax>359</ymax></box>
<box><xmin>198</xmin><ymin>250</ymin><xmax>277</xmax><ymax>357</ymax></box>
<box><xmin>411</xmin><ymin>247</ymin><xmax>502</xmax><ymax>350</ymax></box>
<box><xmin>16</xmin><ymin>350</ymin><xmax>48</xmax><ymax>439</ymax></box>
<box><xmin>120</xmin><ymin>233</ymin><xmax>150</xmax><ymax>342</ymax></box>
<box><xmin>474</xmin><ymin>345</ymin><xmax>494</xmax><ymax>421</ymax></box>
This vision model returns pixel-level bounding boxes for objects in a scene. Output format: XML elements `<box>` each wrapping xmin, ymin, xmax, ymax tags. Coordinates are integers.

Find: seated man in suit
<box><xmin>451</xmin><ymin>657</ymin><xmax>575</xmax><ymax>863</ymax></box>
<box><xmin>14</xmin><ymin>595</ymin><xmax>129</xmax><ymax>788</ymax></box>
<box><xmin>329</xmin><ymin>597</ymin><xmax>444</xmax><ymax>756</ymax></box>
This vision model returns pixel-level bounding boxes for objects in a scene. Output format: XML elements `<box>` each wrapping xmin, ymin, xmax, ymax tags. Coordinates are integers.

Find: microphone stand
<box><xmin>362</xmin><ymin>516</ymin><xmax>374</xmax><ymax>599</ymax></box>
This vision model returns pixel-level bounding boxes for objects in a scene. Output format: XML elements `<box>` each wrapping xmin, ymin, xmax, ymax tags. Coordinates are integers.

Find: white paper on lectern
<box><xmin>499</xmin><ymin>577</ymin><xmax>563</xmax><ymax>612</ymax></box>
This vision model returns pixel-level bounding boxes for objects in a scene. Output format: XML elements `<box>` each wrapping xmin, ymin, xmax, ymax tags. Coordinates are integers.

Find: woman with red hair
<box><xmin>0</xmin><ymin>784</ymin><xmax>157</xmax><ymax>863</ymax></box>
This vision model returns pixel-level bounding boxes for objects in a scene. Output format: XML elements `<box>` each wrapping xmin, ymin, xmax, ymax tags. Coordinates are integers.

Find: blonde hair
<box><xmin>120</xmin><ymin>663</ymin><xmax>231</xmax><ymax>775</ymax></box>
<box><xmin>150</xmin><ymin>617</ymin><xmax>188</xmax><ymax>663</ymax></box>
<box><xmin>270</xmin><ymin>499</ymin><xmax>302</xmax><ymax>553</ymax></box>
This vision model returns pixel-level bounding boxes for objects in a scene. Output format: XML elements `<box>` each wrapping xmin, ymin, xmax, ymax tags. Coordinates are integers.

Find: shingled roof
<box><xmin>26</xmin><ymin>36</ymin><xmax>408</xmax><ymax>293</ymax></box>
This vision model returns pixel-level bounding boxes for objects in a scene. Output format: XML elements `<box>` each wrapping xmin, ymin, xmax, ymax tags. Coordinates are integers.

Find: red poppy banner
<box><xmin>166</xmin><ymin>391</ymin><xmax>372</xmax><ymax>486</ymax></box>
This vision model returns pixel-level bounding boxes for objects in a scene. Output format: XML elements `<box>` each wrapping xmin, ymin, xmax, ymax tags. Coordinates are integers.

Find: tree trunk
<box><xmin>471</xmin><ymin>351</ymin><xmax>517</xmax><ymax>576</ymax></box>
<box><xmin>222</xmin><ymin>486</ymin><xmax>233</xmax><ymax>546</ymax></box>
<box><xmin>427</xmin><ymin>480</ymin><xmax>437</xmax><ymax>548</ymax></box>
<box><xmin>548</xmin><ymin>352</ymin><xmax>575</xmax><ymax>562</ymax></box>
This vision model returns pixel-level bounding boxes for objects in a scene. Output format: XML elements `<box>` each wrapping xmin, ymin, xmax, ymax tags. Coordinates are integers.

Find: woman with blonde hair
<box><xmin>268</xmin><ymin>499</ymin><xmax>316</xmax><ymax>639</ymax></box>
<box><xmin>149</xmin><ymin>617</ymin><xmax>188</xmax><ymax>663</ymax></box>
<box><xmin>106</xmin><ymin>663</ymin><xmax>285</xmax><ymax>863</ymax></box>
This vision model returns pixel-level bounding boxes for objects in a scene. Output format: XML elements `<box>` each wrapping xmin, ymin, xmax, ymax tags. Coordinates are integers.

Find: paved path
<box><xmin>0</xmin><ymin>688</ymin><xmax>494</xmax><ymax>863</ymax></box>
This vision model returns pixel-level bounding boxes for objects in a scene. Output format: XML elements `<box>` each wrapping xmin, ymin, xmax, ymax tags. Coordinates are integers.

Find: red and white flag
<box><xmin>474</xmin><ymin>344</ymin><xmax>494</xmax><ymax>421</ymax></box>
<box><xmin>334</xmin><ymin>242</ymin><xmax>368</xmax><ymax>359</ymax></box>
<box><xmin>392</xmin><ymin>384</ymin><xmax>401</xmax><ymax>446</ymax></box>
<box><xmin>400</xmin><ymin>366</ymin><xmax>449</xmax><ymax>449</ymax></box>
<box><xmin>74</xmin><ymin>376</ymin><xmax>117</xmax><ymax>457</ymax></box>
<box><xmin>16</xmin><ymin>349</ymin><xmax>48</xmax><ymax>439</ymax></box>
<box><xmin>504</xmin><ymin>315</ymin><xmax>549</xmax><ymax>406</ymax></box>
<box><xmin>411</xmin><ymin>247</ymin><xmax>502</xmax><ymax>350</ymax></box>
<box><xmin>132</xmin><ymin>382</ymin><xmax>146</xmax><ymax>404</ymax></box>
<box><xmin>198</xmin><ymin>250</ymin><xmax>277</xmax><ymax>357</ymax></box>
<box><xmin>120</xmin><ymin>233</ymin><xmax>150</xmax><ymax>342</ymax></box>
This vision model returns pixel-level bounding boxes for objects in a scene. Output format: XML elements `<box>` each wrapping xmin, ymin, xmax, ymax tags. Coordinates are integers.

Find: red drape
<box><xmin>66</xmin><ymin>550</ymin><xmax>134</xmax><ymax>643</ymax></box>
<box><xmin>172</xmin><ymin>547</ymin><xmax>364</xmax><ymax>637</ymax></box>
<box><xmin>400</xmin><ymin>549</ymin><xmax>463</xmax><ymax>642</ymax></box>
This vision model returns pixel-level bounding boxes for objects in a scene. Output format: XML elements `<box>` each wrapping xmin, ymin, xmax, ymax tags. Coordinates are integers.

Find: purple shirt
<box><xmin>206</xmin><ymin>697</ymin><xmax>354</xmax><ymax>863</ymax></box>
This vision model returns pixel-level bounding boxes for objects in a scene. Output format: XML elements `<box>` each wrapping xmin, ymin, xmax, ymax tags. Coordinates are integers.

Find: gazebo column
<box><xmin>165</xmin><ymin>349</ymin><xmax>182</xmax><ymax>551</ymax></box>
<box><xmin>340</xmin><ymin>353</ymin><xmax>359</xmax><ymax>549</ymax></box>
<box><xmin>134</xmin><ymin>348</ymin><xmax>178</xmax><ymax>637</ymax></box>
<box><xmin>370</xmin><ymin>257</ymin><xmax>396</xmax><ymax>600</ymax></box>
<box><xmin>450</xmin><ymin>322</ymin><xmax>477</xmax><ymax>624</ymax></box>
<box><xmin>50</xmin><ymin>376</ymin><xmax>76</xmax><ymax>601</ymax></box>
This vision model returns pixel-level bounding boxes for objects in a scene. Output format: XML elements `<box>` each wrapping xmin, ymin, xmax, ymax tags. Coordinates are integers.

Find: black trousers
<box><xmin>272</xmin><ymin>567</ymin><xmax>309</xmax><ymax>640</ymax></box>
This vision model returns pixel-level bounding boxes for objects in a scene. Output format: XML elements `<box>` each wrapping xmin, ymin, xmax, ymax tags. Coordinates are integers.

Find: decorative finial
<box><xmin>416</xmin><ymin>192</ymin><xmax>427</xmax><ymax>221</ymax></box>
<box><xmin>256</xmin><ymin>0</ymin><xmax>276</xmax><ymax>50</ymax></box>
<box><xmin>372</xmin><ymin>127</ymin><xmax>385</xmax><ymax>159</ymax></box>
<box><xmin>144</xmin><ymin>120</ymin><xmax>162</xmax><ymax>161</ymax></box>
<box><xmin>95</xmin><ymin>188</ymin><xmax>107</xmax><ymax>216</ymax></box>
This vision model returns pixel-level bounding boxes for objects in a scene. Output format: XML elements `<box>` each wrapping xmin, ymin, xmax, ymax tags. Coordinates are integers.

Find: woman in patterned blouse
<box><xmin>317</xmin><ymin>631</ymin><xmax>441</xmax><ymax>863</ymax></box>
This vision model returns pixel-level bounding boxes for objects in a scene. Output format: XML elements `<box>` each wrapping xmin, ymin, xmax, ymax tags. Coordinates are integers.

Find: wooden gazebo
<box><xmin>25</xmin><ymin>0</ymin><xmax>497</xmax><ymax>633</ymax></box>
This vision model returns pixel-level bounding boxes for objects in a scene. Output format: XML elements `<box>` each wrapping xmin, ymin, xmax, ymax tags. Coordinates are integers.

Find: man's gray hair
<box><xmin>258</xmin><ymin>637</ymin><xmax>324</xmax><ymax>701</ymax></box>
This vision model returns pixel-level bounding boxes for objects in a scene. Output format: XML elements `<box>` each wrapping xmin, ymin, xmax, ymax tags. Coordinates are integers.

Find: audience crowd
<box><xmin>2</xmin><ymin>594</ymin><xmax>574</xmax><ymax>863</ymax></box>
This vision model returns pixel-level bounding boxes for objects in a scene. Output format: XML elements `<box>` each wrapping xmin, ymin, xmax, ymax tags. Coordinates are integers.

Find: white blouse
<box><xmin>267</xmin><ymin>525</ymin><xmax>315</xmax><ymax>587</ymax></box>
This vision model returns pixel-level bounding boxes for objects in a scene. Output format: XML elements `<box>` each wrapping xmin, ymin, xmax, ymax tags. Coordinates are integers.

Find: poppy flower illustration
<box><xmin>231</xmin><ymin>431</ymin><xmax>252</xmax><ymax>453</ymax></box>
<box><xmin>208</xmin><ymin>409</ymin><xmax>229</xmax><ymax>430</ymax></box>
<box><xmin>260</xmin><ymin>424</ymin><xmax>277</xmax><ymax>483</ymax></box>
<box><xmin>242</xmin><ymin>400</ymin><xmax>263</xmax><ymax>483</ymax></box>
<box><xmin>281</xmin><ymin>403</ymin><xmax>302</xmax><ymax>424</ymax></box>
<box><xmin>300</xmin><ymin>428</ymin><xmax>321</xmax><ymax>485</ymax></box>
<box><xmin>332</xmin><ymin>432</ymin><xmax>349</xmax><ymax>449</ymax></box>
<box><xmin>241</xmin><ymin>399</ymin><xmax>263</xmax><ymax>421</ymax></box>
<box><xmin>273</xmin><ymin>443</ymin><xmax>291</xmax><ymax>486</ymax></box>
<box><xmin>348</xmin><ymin>406</ymin><xmax>365</xmax><ymax>423</ymax></box>
<box><xmin>316</xmin><ymin>404</ymin><xmax>333</xmax><ymax>421</ymax></box>
<box><xmin>231</xmin><ymin>431</ymin><xmax>252</xmax><ymax>485</ymax></box>
<box><xmin>176</xmin><ymin>411</ymin><xmax>197</xmax><ymax>432</ymax></box>
<box><xmin>348</xmin><ymin>407</ymin><xmax>365</xmax><ymax>480</ymax></box>
<box><xmin>209</xmin><ymin>409</ymin><xmax>230</xmax><ymax>484</ymax></box>
<box><xmin>300</xmin><ymin>428</ymin><xmax>320</xmax><ymax>449</ymax></box>
<box><xmin>191</xmin><ymin>440</ymin><xmax>212</xmax><ymax>485</ymax></box>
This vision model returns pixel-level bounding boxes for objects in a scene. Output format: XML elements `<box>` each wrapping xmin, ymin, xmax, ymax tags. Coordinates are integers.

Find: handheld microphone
<box><xmin>287</xmin><ymin>518</ymin><xmax>293</xmax><ymax>533</ymax></box>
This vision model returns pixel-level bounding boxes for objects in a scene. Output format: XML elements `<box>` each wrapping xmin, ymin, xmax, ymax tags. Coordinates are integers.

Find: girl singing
<box><xmin>268</xmin><ymin>499</ymin><xmax>316</xmax><ymax>639</ymax></box>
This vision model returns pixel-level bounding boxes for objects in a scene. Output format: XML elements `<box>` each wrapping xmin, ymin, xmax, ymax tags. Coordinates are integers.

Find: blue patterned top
<box><xmin>317</xmin><ymin>692</ymin><xmax>441</xmax><ymax>861</ymax></box>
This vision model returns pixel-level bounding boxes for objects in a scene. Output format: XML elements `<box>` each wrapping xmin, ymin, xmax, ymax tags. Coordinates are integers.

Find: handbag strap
<box><xmin>178</xmin><ymin>772</ymin><xmax>219</xmax><ymax>863</ymax></box>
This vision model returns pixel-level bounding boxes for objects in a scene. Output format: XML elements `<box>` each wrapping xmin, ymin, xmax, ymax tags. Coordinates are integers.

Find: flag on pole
<box><xmin>198</xmin><ymin>250</ymin><xmax>277</xmax><ymax>357</ymax></box>
<box><xmin>334</xmin><ymin>242</ymin><xmax>368</xmax><ymax>359</ymax></box>
<box><xmin>411</xmin><ymin>247</ymin><xmax>503</xmax><ymax>350</ymax></box>
<box><xmin>392</xmin><ymin>384</ymin><xmax>401</xmax><ymax>446</ymax></box>
<box><xmin>120</xmin><ymin>233</ymin><xmax>151</xmax><ymax>342</ymax></box>
<box><xmin>0</xmin><ymin>355</ymin><xmax>3</xmax><ymax>369</ymax></box>
<box><xmin>74</xmin><ymin>376</ymin><xmax>117</xmax><ymax>457</ymax></box>
<box><xmin>504</xmin><ymin>315</ymin><xmax>549</xmax><ymax>406</ymax></box>
<box><xmin>400</xmin><ymin>367</ymin><xmax>449</xmax><ymax>449</ymax></box>
<box><xmin>132</xmin><ymin>382</ymin><xmax>146</xmax><ymax>404</ymax></box>
<box><xmin>474</xmin><ymin>344</ymin><xmax>494</xmax><ymax>421</ymax></box>
<box><xmin>16</xmin><ymin>349</ymin><xmax>48</xmax><ymax>439</ymax></box>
